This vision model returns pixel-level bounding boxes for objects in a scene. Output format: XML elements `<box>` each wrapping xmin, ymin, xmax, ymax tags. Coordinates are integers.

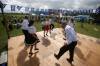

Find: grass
<box><xmin>0</xmin><ymin>18</ymin><xmax>8</xmax><ymax>54</ymax></box>
<box><xmin>75</xmin><ymin>22</ymin><xmax>100</xmax><ymax>38</ymax></box>
<box><xmin>10</xmin><ymin>21</ymin><xmax>100</xmax><ymax>39</ymax></box>
<box><xmin>10</xmin><ymin>21</ymin><xmax>61</xmax><ymax>37</ymax></box>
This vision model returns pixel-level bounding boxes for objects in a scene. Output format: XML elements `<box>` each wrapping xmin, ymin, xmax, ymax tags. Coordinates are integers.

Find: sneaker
<box><xmin>46</xmin><ymin>34</ymin><xmax>48</xmax><ymax>36</ymax></box>
<box><xmin>37</xmin><ymin>40</ymin><xmax>40</xmax><ymax>43</ymax></box>
<box><xmin>67</xmin><ymin>58</ymin><xmax>72</xmax><ymax>64</ymax></box>
<box><xmin>29</xmin><ymin>52</ymin><xmax>33</xmax><ymax>57</ymax></box>
<box><xmin>54</xmin><ymin>54</ymin><xmax>59</xmax><ymax>60</ymax></box>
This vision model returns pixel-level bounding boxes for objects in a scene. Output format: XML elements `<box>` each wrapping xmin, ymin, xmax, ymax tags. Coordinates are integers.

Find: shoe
<box><xmin>46</xmin><ymin>34</ymin><xmax>48</xmax><ymax>36</ymax></box>
<box><xmin>34</xmin><ymin>48</ymin><xmax>39</xmax><ymax>50</ymax></box>
<box><xmin>67</xmin><ymin>58</ymin><xmax>72</xmax><ymax>64</ymax></box>
<box><xmin>54</xmin><ymin>54</ymin><xmax>59</xmax><ymax>60</ymax></box>
<box><xmin>29</xmin><ymin>52</ymin><xmax>33</xmax><ymax>57</ymax></box>
<box><xmin>36</xmin><ymin>40</ymin><xmax>40</xmax><ymax>43</ymax></box>
<box><xmin>63</xmin><ymin>38</ymin><xmax>66</xmax><ymax>40</ymax></box>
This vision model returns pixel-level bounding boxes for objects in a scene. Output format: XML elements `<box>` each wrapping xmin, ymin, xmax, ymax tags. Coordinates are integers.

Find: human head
<box><xmin>24</xmin><ymin>16</ymin><xmax>28</xmax><ymax>19</ymax></box>
<box><xmin>28</xmin><ymin>20</ymin><xmax>34</xmax><ymax>26</ymax></box>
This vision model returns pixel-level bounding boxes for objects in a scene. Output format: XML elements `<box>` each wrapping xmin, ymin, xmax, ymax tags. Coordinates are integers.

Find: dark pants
<box><xmin>22</xmin><ymin>30</ymin><xmax>28</xmax><ymax>41</ymax></box>
<box><xmin>57</xmin><ymin>41</ymin><xmax>77</xmax><ymax>61</ymax></box>
<box><xmin>22</xmin><ymin>30</ymin><xmax>38</xmax><ymax>44</ymax></box>
<box><xmin>50</xmin><ymin>24</ymin><xmax>54</xmax><ymax>30</ymax></box>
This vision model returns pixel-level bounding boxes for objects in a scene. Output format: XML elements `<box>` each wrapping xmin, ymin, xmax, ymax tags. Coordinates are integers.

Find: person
<box><xmin>54</xmin><ymin>22</ymin><xmax>77</xmax><ymax>64</ymax></box>
<box><xmin>44</xmin><ymin>18</ymin><xmax>50</xmax><ymax>37</ymax></box>
<box><xmin>61</xmin><ymin>17</ymin><xmax>68</xmax><ymax>30</ymax></box>
<box><xmin>41</xmin><ymin>19</ymin><xmax>45</xmax><ymax>30</ymax></box>
<box><xmin>21</xmin><ymin>16</ymin><xmax>29</xmax><ymax>45</ymax></box>
<box><xmin>21</xmin><ymin>16</ymin><xmax>29</xmax><ymax>31</ymax></box>
<box><xmin>68</xmin><ymin>18</ymin><xmax>75</xmax><ymax>29</ymax></box>
<box><xmin>49</xmin><ymin>18</ymin><xmax>54</xmax><ymax>30</ymax></box>
<box><xmin>8</xmin><ymin>20</ymin><xmax>13</xmax><ymax>31</ymax></box>
<box><xmin>26</xmin><ymin>20</ymin><xmax>40</xmax><ymax>56</ymax></box>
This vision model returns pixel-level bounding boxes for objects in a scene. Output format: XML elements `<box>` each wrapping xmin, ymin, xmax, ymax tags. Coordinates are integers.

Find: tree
<box><xmin>0</xmin><ymin>1</ymin><xmax>10</xmax><ymax>39</ymax></box>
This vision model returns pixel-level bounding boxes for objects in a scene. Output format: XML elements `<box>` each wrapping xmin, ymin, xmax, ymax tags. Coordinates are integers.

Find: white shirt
<box><xmin>21</xmin><ymin>19</ymin><xmax>29</xmax><ymax>30</ymax></box>
<box><xmin>65</xmin><ymin>25</ymin><xmax>77</xmax><ymax>44</ymax></box>
<box><xmin>28</xmin><ymin>26</ymin><xmax>36</xmax><ymax>34</ymax></box>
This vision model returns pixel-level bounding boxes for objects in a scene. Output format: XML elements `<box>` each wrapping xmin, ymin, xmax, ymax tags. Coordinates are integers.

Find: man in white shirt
<box><xmin>54</xmin><ymin>23</ymin><xmax>77</xmax><ymax>64</ymax></box>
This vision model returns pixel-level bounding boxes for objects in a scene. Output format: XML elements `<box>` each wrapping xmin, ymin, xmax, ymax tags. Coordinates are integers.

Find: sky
<box><xmin>0</xmin><ymin>0</ymin><xmax>100</xmax><ymax>13</ymax></box>
<box><xmin>1</xmin><ymin>0</ymin><xmax>100</xmax><ymax>9</ymax></box>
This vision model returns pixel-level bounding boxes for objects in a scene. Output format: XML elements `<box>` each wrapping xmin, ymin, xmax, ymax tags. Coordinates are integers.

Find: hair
<box><xmin>71</xmin><ymin>18</ymin><xmax>74</xmax><ymax>23</ymax></box>
<box><xmin>28</xmin><ymin>20</ymin><xmax>34</xmax><ymax>27</ymax></box>
<box><xmin>25</xmin><ymin>16</ymin><xmax>28</xmax><ymax>19</ymax></box>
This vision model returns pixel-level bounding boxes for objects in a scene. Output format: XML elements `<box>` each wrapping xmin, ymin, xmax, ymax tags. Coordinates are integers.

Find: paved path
<box><xmin>8</xmin><ymin>28</ymin><xmax>100</xmax><ymax>66</ymax></box>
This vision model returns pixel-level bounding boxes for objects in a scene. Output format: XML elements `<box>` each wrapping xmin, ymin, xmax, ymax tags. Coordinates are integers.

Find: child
<box><xmin>44</xmin><ymin>18</ymin><xmax>50</xmax><ymax>37</ymax></box>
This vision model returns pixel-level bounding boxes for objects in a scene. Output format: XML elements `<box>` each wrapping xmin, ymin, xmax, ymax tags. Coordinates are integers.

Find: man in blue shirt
<box><xmin>54</xmin><ymin>22</ymin><xmax>77</xmax><ymax>64</ymax></box>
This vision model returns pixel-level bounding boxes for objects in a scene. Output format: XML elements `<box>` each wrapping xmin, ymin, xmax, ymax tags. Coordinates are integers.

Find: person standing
<box><xmin>54</xmin><ymin>22</ymin><xmax>77</xmax><ymax>64</ymax></box>
<box><xmin>44</xmin><ymin>18</ymin><xmax>50</xmax><ymax>37</ymax></box>
<box><xmin>26</xmin><ymin>20</ymin><xmax>40</xmax><ymax>56</ymax></box>
<box><xmin>21</xmin><ymin>16</ymin><xmax>29</xmax><ymax>31</ymax></box>
<box><xmin>21</xmin><ymin>16</ymin><xmax>29</xmax><ymax>46</ymax></box>
<box><xmin>49</xmin><ymin>18</ymin><xmax>54</xmax><ymax>30</ymax></box>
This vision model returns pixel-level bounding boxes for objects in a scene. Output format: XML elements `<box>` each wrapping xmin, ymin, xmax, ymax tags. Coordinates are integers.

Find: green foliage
<box><xmin>0</xmin><ymin>17</ymin><xmax>7</xmax><ymax>54</ymax></box>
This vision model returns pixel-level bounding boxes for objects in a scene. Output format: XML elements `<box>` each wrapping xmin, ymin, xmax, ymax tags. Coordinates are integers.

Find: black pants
<box><xmin>22</xmin><ymin>30</ymin><xmax>37</xmax><ymax>44</ymax></box>
<box><xmin>50</xmin><ymin>24</ymin><xmax>54</xmax><ymax>30</ymax></box>
<box><xmin>22</xmin><ymin>30</ymin><xmax>28</xmax><ymax>39</ymax></box>
<box><xmin>57</xmin><ymin>41</ymin><xmax>77</xmax><ymax>61</ymax></box>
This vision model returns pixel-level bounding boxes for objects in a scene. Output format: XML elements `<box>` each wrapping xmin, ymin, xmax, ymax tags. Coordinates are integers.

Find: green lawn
<box><xmin>0</xmin><ymin>18</ymin><xmax>8</xmax><ymax>55</ymax></box>
<box><xmin>75</xmin><ymin>22</ymin><xmax>100</xmax><ymax>38</ymax></box>
<box><xmin>10</xmin><ymin>21</ymin><xmax>61</xmax><ymax>37</ymax></box>
<box><xmin>10</xmin><ymin>21</ymin><xmax>100</xmax><ymax>39</ymax></box>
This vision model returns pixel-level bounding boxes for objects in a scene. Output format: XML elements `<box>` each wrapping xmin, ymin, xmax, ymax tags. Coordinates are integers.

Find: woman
<box><xmin>26</xmin><ymin>20</ymin><xmax>40</xmax><ymax>56</ymax></box>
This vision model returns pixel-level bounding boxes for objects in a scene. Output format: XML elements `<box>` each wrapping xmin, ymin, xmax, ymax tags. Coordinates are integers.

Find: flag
<box><xmin>17</xmin><ymin>6</ymin><xmax>22</xmax><ymax>11</ymax></box>
<box><xmin>25</xmin><ymin>7</ymin><xmax>29</xmax><ymax>12</ymax></box>
<box><xmin>96</xmin><ymin>7</ymin><xmax>100</xmax><ymax>14</ymax></box>
<box><xmin>31</xmin><ymin>8</ymin><xmax>34</xmax><ymax>12</ymax></box>
<box><xmin>0</xmin><ymin>1</ymin><xmax>7</xmax><ymax>9</ymax></box>
<box><xmin>3</xmin><ymin>4</ymin><xmax>7</xmax><ymax>8</ymax></box>
<box><xmin>11</xmin><ymin>5</ymin><xmax>15</xmax><ymax>11</ymax></box>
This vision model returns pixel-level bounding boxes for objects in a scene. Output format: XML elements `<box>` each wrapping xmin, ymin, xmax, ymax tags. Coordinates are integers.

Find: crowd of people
<box><xmin>8</xmin><ymin>15</ymin><xmax>77</xmax><ymax>64</ymax></box>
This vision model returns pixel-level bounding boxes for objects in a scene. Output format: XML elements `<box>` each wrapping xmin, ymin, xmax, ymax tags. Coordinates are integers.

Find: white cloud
<box><xmin>0</xmin><ymin>0</ymin><xmax>100</xmax><ymax>12</ymax></box>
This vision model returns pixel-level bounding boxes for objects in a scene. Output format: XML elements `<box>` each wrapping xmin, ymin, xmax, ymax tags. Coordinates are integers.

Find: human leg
<box><xmin>67</xmin><ymin>41</ymin><xmax>77</xmax><ymax>63</ymax></box>
<box><xmin>54</xmin><ymin>44</ymin><xmax>69</xmax><ymax>60</ymax></box>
